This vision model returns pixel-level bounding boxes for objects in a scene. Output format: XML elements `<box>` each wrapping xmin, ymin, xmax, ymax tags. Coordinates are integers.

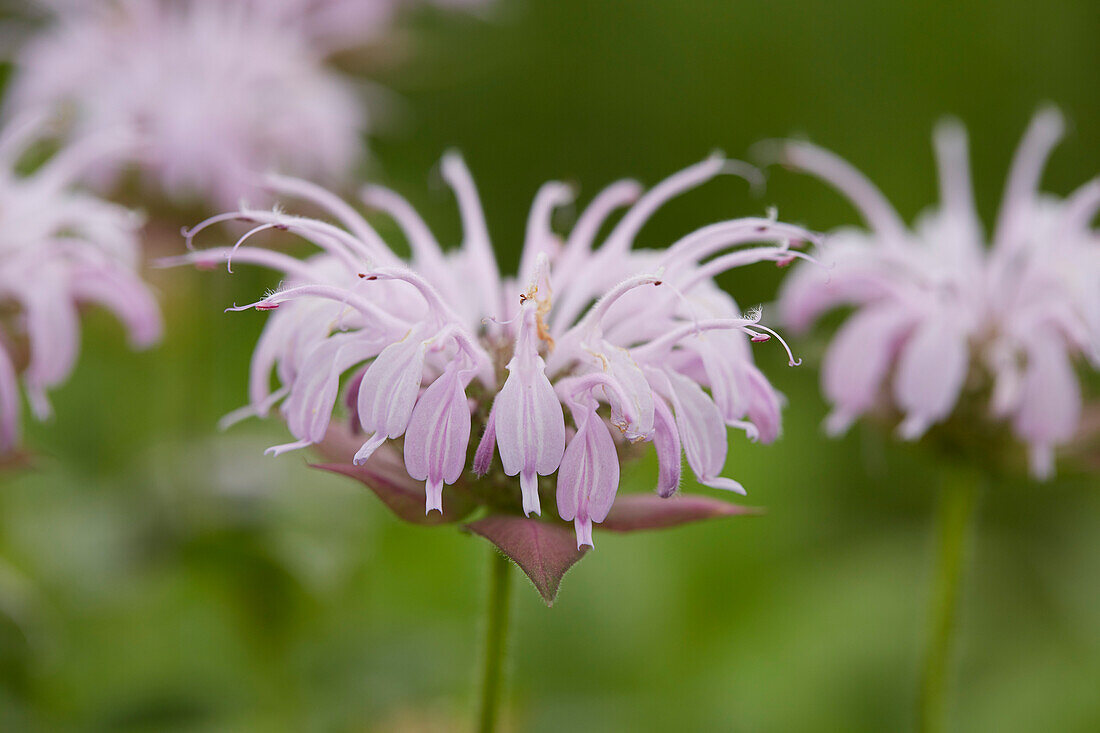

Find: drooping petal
<box><xmin>473</xmin><ymin>402</ymin><xmax>498</xmax><ymax>476</ymax></box>
<box><xmin>686</xmin><ymin>332</ymin><xmax>748</xmax><ymax>424</ymax></box>
<box><xmin>648</xmin><ymin>367</ymin><xmax>743</xmax><ymax>494</ymax></box>
<box><xmin>598</xmin><ymin>344</ymin><xmax>655</xmax><ymax>442</ymax></box>
<box><xmin>822</xmin><ymin>303</ymin><xmax>917</xmax><ymax>435</ymax></box>
<box><xmin>652</xmin><ymin>395</ymin><xmax>682</xmax><ymax>497</ymax></box>
<box><xmin>0</xmin><ymin>347</ymin><xmax>21</xmax><ymax>454</ymax></box>
<box><xmin>1013</xmin><ymin>334</ymin><xmax>1082</xmax><ymax>479</ymax></box>
<box><xmin>557</xmin><ymin>398</ymin><xmax>621</xmax><ymax>549</ymax></box>
<box><xmin>18</xmin><ymin>274</ymin><xmax>80</xmax><ymax>419</ymax></box>
<box><xmin>355</xmin><ymin>326</ymin><xmax>430</xmax><ymax>464</ymax></box>
<box><xmin>403</xmin><ymin>363</ymin><xmax>473</xmax><ymax>513</ymax></box>
<box><xmin>71</xmin><ymin>266</ymin><xmax>163</xmax><ymax>348</ymax></box>
<box><xmin>894</xmin><ymin>315</ymin><xmax>970</xmax><ymax>440</ymax></box>
<box><xmin>738</xmin><ymin>363</ymin><xmax>783</xmax><ymax>444</ymax></box>
<box><xmin>283</xmin><ymin>333</ymin><xmax>381</xmax><ymax>445</ymax></box>
<box><xmin>493</xmin><ymin>303</ymin><xmax>566</xmax><ymax>516</ymax></box>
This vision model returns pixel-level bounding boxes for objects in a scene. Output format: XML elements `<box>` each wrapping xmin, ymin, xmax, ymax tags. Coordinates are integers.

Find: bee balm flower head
<box><xmin>9</xmin><ymin>0</ymin><xmax>365</xmax><ymax>206</ymax></box>
<box><xmin>0</xmin><ymin>112</ymin><xmax>162</xmax><ymax>454</ymax></box>
<box><xmin>777</xmin><ymin>109</ymin><xmax>1100</xmax><ymax>478</ymax></box>
<box><xmin>177</xmin><ymin>153</ymin><xmax>816</xmax><ymax>550</ymax></box>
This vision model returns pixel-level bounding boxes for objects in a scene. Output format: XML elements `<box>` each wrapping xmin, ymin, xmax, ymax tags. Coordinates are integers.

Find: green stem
<box><xmin>918</xmin><ymin>468</ymin><xmax>979</xmax><ymax>733</ymax></box>
<box><xmin>476</xmin><ymin>549</ymin><xmax>513</xmax><ymax>733</ymax></box>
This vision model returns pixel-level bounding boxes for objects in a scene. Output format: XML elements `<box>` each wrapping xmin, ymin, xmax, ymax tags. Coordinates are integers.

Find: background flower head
<box><xmin>176</xmin><ymin>154</ymin><xmax>816</xmax><ymax>549</ymax></box>
<box><xmin>8</xmin><ymin>0</ymin><xmax>367</xmax><ymax>206</ymax></box>
<box><xmin>0</xmin><ymin>112</ymin><xmax>162</xmax><ymax>454</ymax></box>
<box><xmin>778</xmin><ymin>108</ymin><xmax>1100</xmax><ymax>478</ymax></box>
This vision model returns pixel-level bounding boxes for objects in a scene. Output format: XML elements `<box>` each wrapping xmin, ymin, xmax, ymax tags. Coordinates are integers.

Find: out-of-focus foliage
<box><xmin>1</xmin><ymin>0</ymin><xmax>1098</xmax><ymax>730</ymax></box>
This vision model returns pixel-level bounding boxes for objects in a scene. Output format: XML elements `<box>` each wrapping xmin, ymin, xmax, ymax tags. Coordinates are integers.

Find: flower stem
<box><xmin>477</xmin><ymin>549</ymin><xmax>513</xmax><ymax>733</ymax></box>
<box><xmin>918</xmin><ymin>467</ymin><xmax>979</xmax><ymax>733</ymax></box>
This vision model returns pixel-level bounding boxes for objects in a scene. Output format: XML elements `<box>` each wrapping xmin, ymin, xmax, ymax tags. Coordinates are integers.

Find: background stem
<box><xmin>477</xmin><ymin>550</ymin><xmax>513</xmax><ymax>733</ymax></box>
<box><xmin>918</xmin><ymin>467</ymin><xmax>979</xmax><ymax>733</ymax></box>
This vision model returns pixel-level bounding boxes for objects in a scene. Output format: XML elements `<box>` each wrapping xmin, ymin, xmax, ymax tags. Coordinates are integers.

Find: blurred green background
<box><xmin>2</xmin><ymin>0</ymin><xmax>1099</xmax><ymax>730</ymax></box>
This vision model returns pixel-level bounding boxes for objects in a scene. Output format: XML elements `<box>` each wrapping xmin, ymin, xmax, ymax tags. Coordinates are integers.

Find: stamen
<box><xmin>746</xmin><ymin>323</ymin><xmax>802</xmax><ymax>366</ymax></box>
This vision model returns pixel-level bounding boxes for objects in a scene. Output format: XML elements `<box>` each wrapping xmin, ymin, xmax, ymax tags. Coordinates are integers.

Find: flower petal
<box><xmin>1013</xmin><ymin>334</ymin><xmax>1081</xmax><ymax>479</ymax></box>
<box><xmin>493</xmin><ymin>304</ymin><xmax>565</xmax><ymax>516</ymax></box>
<box><xmin>557</xmin><ymin>401</ymin><xmax>620</xmax><ymax>548</ymax></box>
<box><xmin>652</xmin><ymin>395</ymin><xmax>682</xmax><ymax>497</ymax></box>
<box><xmin>894</xmin><ymin>315</ymin><xmax>969</xmax><ymax>439</ymax></box>
<box><xmin>355</xmin><ymin>326</ymin><xmax>430</xmax><ymax>463</ymax></box>
<box><xmin>403</xmin><ymin>364</ymin><xmax>473</xmax><ymax>513</ymax></box>
<box><xmin>822</xmin><ymin>303</ymin><xmax>917</xmax><ymax>435</ymax></box>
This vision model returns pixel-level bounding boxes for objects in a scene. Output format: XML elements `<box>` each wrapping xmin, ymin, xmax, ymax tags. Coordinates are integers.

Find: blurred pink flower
<box><xmin>0</xmin><ymin>112</ymin><xmax>162</xmax><ymax>454</ymax></box>
<box><xmin>175</xmin><ymin>154</ymin><xmax>815</xmax><ymax>548</ymax></box>
<box><xmin>9</xmin><ymin>0</ymin><xmax>366</xmax><ymax>206</ymax></box>
<box><xmin>778</xmin><ymin>109</ymin><xmax>1100</xmax><ymax>478</ymax></box>
<box><xmin>263</xmin><ymin>0</ymin><xmax>492</xmax><ymax>53</ymax></box>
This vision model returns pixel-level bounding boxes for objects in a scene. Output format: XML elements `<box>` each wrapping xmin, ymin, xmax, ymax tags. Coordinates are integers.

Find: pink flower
<box><xmin>8</xmin><ymin>0</ymin><xmax>365</xmax><ymax>206</ymax></box>
<box><xmin>0</xmin><ymin>112</ymin><xmax>162</xmax><ymax>454</ymax></box>
<box><xmin>261</xmin><ymin>0</ymin><xmax>492</xmax><ymax>53</ymax></box>
<box><xmin>178</xmin><ymin>153</ymin><xmax>814</xmax><ymax>548</ymax></box>
<box><xmin>777</xmin><ymin>109</ymin><xmax>1100</xmax><ymax>478</ymax></box>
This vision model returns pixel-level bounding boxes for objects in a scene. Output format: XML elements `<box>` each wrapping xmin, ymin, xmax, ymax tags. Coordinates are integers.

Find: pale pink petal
<box><xmin>894</xmin><ymin>315</ymin><xmax>970</xmax><ymax>440</ymax></box>
<box><xmin>557</xmin><ymin>400</ymin><xmax>621</xmax><ymax>549</ymax></box>
<box><xmin>0</xmin><ymin>347</ymin><xmax>21</xmax><ymax>454</ymax></box>
<box><xmin>403</xmin><ymin>365</ymin><xmax>473</xmax><ymax>514</ymax></box>
<box><xmin>1013</xmin><ymin>334</ymin><xmax>1081</xmax><ymax>479</ymax></box>
<box><xmin>782</xmin><ymin>140</ymin><xmax>908</xmax><ymax>243</ymax></box>
<box><xmin>649</xmin><ymin>368</ymin><xmax>739</xmax><ymax>493</ymax></box>
<box><xmin>994</xmin><ymin>107</ymin><xmax>1064</xmax><ymax>251</ymax></box>
<box><xmin>738</xmin><ymin>363</ymin><xmax>783</xmax><ymax>444</ymax></box>
<box><xmin>652</xmin><ymin>395</ymin><xmax>682</xmax><ymax>497</ymax></box>
<box><xmin>493</xmin><ymin>304</ymin><xmax>566</xmax><ymax>515</ymax></box>
<box><xmin>822</xmin><ymin>304</ymin><xmax>917</xmax><ymax>435</ymax></box>
<box><xmin>355</xmin><ymin>327</ymin><xmax>429</xmax><ymax>463</ymax></box>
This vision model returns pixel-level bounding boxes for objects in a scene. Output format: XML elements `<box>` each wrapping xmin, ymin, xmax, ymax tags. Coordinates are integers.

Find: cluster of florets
<box><xmin>0</xmin><ymin>112</ymin><xmax>161</xmax><ymax>453</ymax></box>
<box><xmin>7</xmin><ymin>0</ymin><xmax>367</xmax><ymax>204</ymax></box>
<box><xmin>175</xmin><ymin>154</ymin><xmax>817</xmax><ymax>546</ymax></box>
<box><xmin>778</xmin><ymin>109</ymin><xmax>1100</xmax><ymax>477</ymax></box>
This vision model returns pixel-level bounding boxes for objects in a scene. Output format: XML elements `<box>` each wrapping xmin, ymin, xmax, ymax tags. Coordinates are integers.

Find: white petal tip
<box><xmin>425</xmin><ymin>481</ymin><xmax>444</xmax><ymax>515</ymax></box>
<box><xmin>264</xmin><ymin>439</ymin><xmax>312</xmax><ymax>458</ymax></box>
<box><xmin>354</xmin><ymin>434</ymin><xmax>385</xmax><ymax>465</ymax></box>
<box><xmin>897</xmin><ymin>416</ymin><xmax>930</xmax><ymax>441</ymax></box>
<box><xmin>520</xmin><ymin>472</ymin><xmax>542</xmax><ymax>516</ymax></box>
<box><xmin>823</xmin><ymin>411</ymin><xmax>855</xmax><ymax>437</ymax></box>
<box><xmin>574</xmin><ymin>518</ymin><xmax>594</xmax><ymax>549</ymax></box>
<box><xmin>1028</xmin><ymin>445</ymin><xmax>1055</xmax><ymax>481</ymax></box>
<box><xmin>703</xmin><ymin>477</ymin><xmax>747</xmax><ymax>495</ymax></box>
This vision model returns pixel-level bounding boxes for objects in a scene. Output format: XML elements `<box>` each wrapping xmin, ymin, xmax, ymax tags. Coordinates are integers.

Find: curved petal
<box><xmin>1013</xmin><ymin>334</ymin><xmax>1081</xmax><ymax>479</ymax></box>
<box><xmin>822</xmin><ymin>303</ymin><xmax>917</xmax><ymax>435</ymax></box>
<box><xmin>355</xmin><ymin>326</ymin><xmax>430</xmax><ymax>462</ymax></box>
<box><xmin>403</xmin><ymin>365</ymin><xmax>473</xmax><ymax>513</ymax></box>
<box><xmin>557</xmin><ymin>400</ymin><xmax>620</xmax><ymax>549</ymax></box>
<box><xmin>893</xmin><ymin>315</ymin><xmax>970</xmax><ymax>439</ymax></box>
<box><xmin>493</xmin><ymin>304</ymin><xmax>566</xmax><ymax>515</ymax></box>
